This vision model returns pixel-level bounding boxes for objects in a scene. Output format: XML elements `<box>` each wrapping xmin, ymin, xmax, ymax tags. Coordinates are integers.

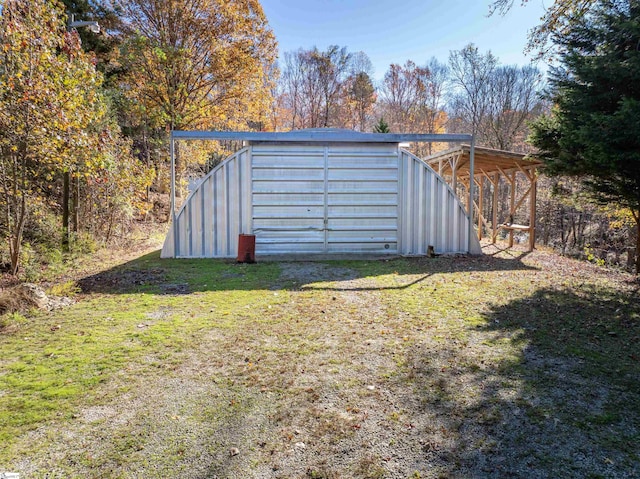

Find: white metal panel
<box><xmin>398</xmin><ymin>149</ymin><xmax>481</xmax><ymax>255</ymax></box>
<box><xmin>251</xmin><ymin>145</ymin><xmax>326</xmax><ymax>254</ymax></box>
<box><xmin>325</xmin><ymin>144</ymin><xmax>398</xmax><ymax>253</ymax></box>
<box><xmin>161</xmin><ymin>148</ymin><xmax>251</xmax><ymax>258</ymax></box>
<box><xmin>251</xmin><ymin>143</ymin><xmax>399</xmax><ymax>255</ymax></box>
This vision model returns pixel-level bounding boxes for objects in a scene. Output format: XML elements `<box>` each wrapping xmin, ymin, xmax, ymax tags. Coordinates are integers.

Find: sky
<box><xmin>260</xmin><ymin>0</ymin><xmax>549</xmax><ymax>81</ymax></box>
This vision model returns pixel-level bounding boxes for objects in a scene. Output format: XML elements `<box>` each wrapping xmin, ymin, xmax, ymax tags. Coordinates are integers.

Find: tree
<box><xmin>312</xmin><ymin>45</ymin><xmax>352</xmax><ymax>127</ymax></box>
<box><xmin>448</xmin><ymin>45</ymin><xmax>498</xmax><ymax>139</ymax></box>
<box><xmin>484</xmin><ymin>65</ymin><xmax>543</xmax><ymax>150</ymax></box>
<box><xmin>448</xmin><ymin>44</ymin><xmax>543</xmax><ymax>150</ymax></box>
<box><xmin>373</xmin><ymin>118</ymin><xmax>390</xmax><ymax>133</ymax></box>
<box><xmin>0</xmin><ymin>0</ymin><xmax>109</xmax><ymax>274</ymax></box>
<box><xmin>117</xmin><ymin>0</ymin><xmax>276</xmax><ymax>131</ymax></box>
<box><xmin>378</xmin><ymin>61</ymin><xmax>427</xmax><ymax>132</ymax></box>
<box><xmin>279</xmin><ymin>46</ymin><xmax>364</xmax><ymax>130</ymax></box>
<box><xmin>489</xmin><ymin>0</ymin><xmax>599</xmax><ymax>58</ymax></box>
<box><xmin>60</xmin><ymin>0</ymin><xmax>122</xmax><ymax>77</ymax></box>
<box><xmin>115</xmin><ymin>0</ymin><xmax>277</xmax><ymax>189</ymax></box>
<box><xmin>419</xmin><ymin>58</ymin><xmax>449</xmax><ymax>154</ymax></box>
<box><xmin>527</xmin><ymin>0</ymin><xmax>640</xmax><ymax>272</ymax></box>
<box><xmin>347</xmin><ymin>71</ymin><xmax>376</xmax><ymax>131</ymax></box>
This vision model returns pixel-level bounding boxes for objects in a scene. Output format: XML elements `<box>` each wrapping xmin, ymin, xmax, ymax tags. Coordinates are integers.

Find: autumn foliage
<box><xmin>0</xmin><ymin>0</ymin><xmax>150</xmax><ymax>275</ymax></box>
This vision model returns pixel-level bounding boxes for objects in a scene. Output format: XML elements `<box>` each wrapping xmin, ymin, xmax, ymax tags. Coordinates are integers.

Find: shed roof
<box><xmin>172</xmin><ymin>128</ymin><xmax>473</xmax><ymax>144</ymax></box>
<box><xmin>424</xmin><ymin>144</ymin><xmax>542</xmax><ymax>177</ymax></box>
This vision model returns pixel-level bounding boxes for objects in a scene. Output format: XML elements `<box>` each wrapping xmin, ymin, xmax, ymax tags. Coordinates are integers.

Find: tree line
<box><xmin>275</xmin><ymin>44</ymin><xmax>545</xmax><ymax>157</ymax></box>
<box><xmin>0</xmin><ymin>0</ymin><xmax>638</xmax><ymax>275</ymax></box>
<box><xmin>0</xmin><ymin>0</ymin><xmax>277</xmax><ymax>276</ymax></box>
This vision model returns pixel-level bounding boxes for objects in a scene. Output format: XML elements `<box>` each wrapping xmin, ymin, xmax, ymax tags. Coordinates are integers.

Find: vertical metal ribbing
<box><xmin>188</xmin><ymin>191</ymin><xmax>193</xmax><ymax>256</ymax></box>
<box><xmin>225</xmin><ymin>163</ymin><xmax>231</xmax><ymax>256</ymax></box>
<box><xmin>418</xmin><ymin>165</ymin><xmax>425</xmax><ymax>253</ymax></box>
<box><xmin>247</xmin><ymin>148</ymin><xmax>253</xmax><ymax>235</ymax></box>
<box><xmin>201</xmin><ymin>180</ymin><xmax>206</xmax><ymax>257</ymax></box>
<box><xmin>396</xmin><ymin>149</ymin><xmax>403</xmax><ymax>254</ymax></box>
<box><xmin>405</xmin><ymin>154</ymin><xmax>413</xmax><ymax>254</ymax></box>
<box><xmin>213</xmin><ymin>173</ymin><xmax>218</xmax><ymax>255</ymax></box>
<box><xmin>429</xmin><ymin>172</ymin><xmax>436</xmax><ymax>249</ymax></box>
<box><xmin>238</xmin><ymin>154</ymin><xmax>242</xmax><ymax>234</ymax></box>
<box><xmin>323</xmin><ymin>146</ymin><xmax>329</xmax><ymax>253</ymax></box>
<box><xmin>468</xmin><ymin>136</ymin><xmax>476</xmax><ymax>253</ymax></box>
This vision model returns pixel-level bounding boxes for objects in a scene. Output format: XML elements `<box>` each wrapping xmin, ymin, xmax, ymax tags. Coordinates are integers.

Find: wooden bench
<box><xmin>499</xmin><ymin>223</ymin><xmax>531</xmax><ymax>232</ymax></box>
<box><xmin>495</xmin><ymin>223</ymin><xmax>533</xmax><ymax>249</ymax></box>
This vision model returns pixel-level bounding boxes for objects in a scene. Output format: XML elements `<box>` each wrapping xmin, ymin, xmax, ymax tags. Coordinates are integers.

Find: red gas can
<box><xmin>237</xmin><ymin>234</ymin><xmax>256</xmax><ymax>263</ymax></box>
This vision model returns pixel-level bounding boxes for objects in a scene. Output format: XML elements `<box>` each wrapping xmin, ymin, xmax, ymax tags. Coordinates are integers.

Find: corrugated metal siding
<box><xmin>252</xmin><ymin>145</ymin><xmax>325</xmax><ymax>253</ymax></box>
<box><xmin>398</xmin><ymin>149</ymin><xmax>480</xmax><ymax>254</ymax></box>
<box><xmin>160</xmin><ymin>148</ymin><xmax>251</xmax><ymax>258</ymax></box>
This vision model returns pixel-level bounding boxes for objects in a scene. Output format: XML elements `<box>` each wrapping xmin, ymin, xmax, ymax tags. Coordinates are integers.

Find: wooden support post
<box><xmin>450</xmin><ymin>154</ymin><xmax>458</xmax><ymax>197</ymax></box>
<box><xmin>509</xmin><ymin>171</ymin><xmax>516</xmax><ymax>248</ymax></box>
<box><xmin>477</xmin><ymin>174</ymin><xmax>484</xmax><ymax>241</ymax></box>
<box><xmin>529</xmin><ymin>171</ymin><xmax>537</xmax><ymax>251</ymax></box>
<box><xmin>492</xmin><ymin>172</ymin><xmax>499</xmax><ymax>243</ymax></box>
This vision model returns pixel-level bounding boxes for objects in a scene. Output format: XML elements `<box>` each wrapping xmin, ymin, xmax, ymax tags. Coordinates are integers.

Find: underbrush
<box><xmin>0</xmin><ymin>222</ymin><xmax>166</xmax><ymax>285</ymax></box>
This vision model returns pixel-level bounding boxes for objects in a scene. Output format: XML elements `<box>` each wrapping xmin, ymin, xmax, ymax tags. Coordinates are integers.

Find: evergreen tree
<box><xmin>528</xmin><ymin>0</ymin><xmax>640</xmax><ymax>272</ymax></box>
<box><xmin>373</xmin><ymin>117</ymin><xmax>390</xmax><ymax>133</ymax></box>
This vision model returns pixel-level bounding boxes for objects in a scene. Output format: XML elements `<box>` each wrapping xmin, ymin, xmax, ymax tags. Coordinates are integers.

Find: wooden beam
<box><xmin>513</xmin><ymin>183</ymin><xmax>533</xmax><ymax>213</ymax></box>
<box><xmin>516</xmin><ymin>163</ymin><xmax>534</xmax><ymax>181</ymax></box>
<box><xmin>492</xmin><ymin>172</ymin><xmax>499</xmax><ymax>244</ymax></box>
<box><xmin>473</xmin><ymin>200</ymin><xmax>491</xmax><ymax>233</ymax></box>
<box><xmin>529</xmin><ymin>171</ymin><xmax>538</xmax><ymax>251</ymax></box>
<box><xmin>497</xmin><ymin>166</ymin><xmax>513</xmax><ymax>184</ymax></box>
<box><xmin>509</xmin><ymin>170</ymin><xmax>516</xmax><ymax>248</ymax></box>
<box><xmin>477</xmin><ymin>175</ymin><xmax>484</xmax><ymax>240</ymax></box>
<box><xmin>450</xmin><ymin>154</ymin><xmax>459</xmax><ymax>194</ymax></box>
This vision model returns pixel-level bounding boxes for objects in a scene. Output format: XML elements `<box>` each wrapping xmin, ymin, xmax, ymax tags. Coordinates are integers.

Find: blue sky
<box><xmin>260</xmin><ymin>0</ymin><xmax>548</xmax><ymax>81</ymax></box>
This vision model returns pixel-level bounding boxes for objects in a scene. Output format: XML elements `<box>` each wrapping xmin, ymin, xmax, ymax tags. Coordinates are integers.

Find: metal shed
<box><xmin>161</xmin><ymin>129</ymin><xmax>482</xmax><ymax>258</ymax></box>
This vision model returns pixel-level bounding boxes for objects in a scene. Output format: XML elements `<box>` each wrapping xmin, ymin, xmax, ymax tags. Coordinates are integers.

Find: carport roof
<box><xmin>424</xmin><ymin>144</ymin><xmax>542</xmax><ymax>177</ymax></box>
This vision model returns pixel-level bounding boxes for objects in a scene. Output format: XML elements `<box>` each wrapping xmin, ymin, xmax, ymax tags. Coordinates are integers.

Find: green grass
<box><xmin>0</xmin><ymin>254</ymin><xmax>283</xmax><ymax>448</ymax></box>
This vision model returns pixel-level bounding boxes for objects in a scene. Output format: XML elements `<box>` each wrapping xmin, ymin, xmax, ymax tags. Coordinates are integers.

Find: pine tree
<box><xmin>528</xmin><ymin>0</ymin><xmax>640</xmax><ymax>272</ymax></box>
<box><xmin>373</xmin><ymin>118</ymin><xmax>390</xmax><ymax>133</ymax></box>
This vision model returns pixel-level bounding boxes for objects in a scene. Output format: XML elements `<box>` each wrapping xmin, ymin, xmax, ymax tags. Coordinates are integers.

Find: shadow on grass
<box><xmin>406</xmin><ymin>284</ymin><xmax>640</xmax><ymax>478</ymax></box>
<box><xmin>77</xmin><ymin>249</ymin><xmax>538</xmax><ymax>295</ymax></box>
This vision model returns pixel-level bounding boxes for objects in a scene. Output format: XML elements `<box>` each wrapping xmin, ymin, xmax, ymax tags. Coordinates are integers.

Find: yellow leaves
<box><xmin>119</xmin><ymin>0</ymin><xmax>277</xmax><ymax>132</ymax></box>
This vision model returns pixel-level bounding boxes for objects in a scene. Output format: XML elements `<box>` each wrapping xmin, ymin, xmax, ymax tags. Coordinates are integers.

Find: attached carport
<box><xmin>425</xmin><ymin>145</ymin><xmax>542</xmax><ymax>251</ymax></box>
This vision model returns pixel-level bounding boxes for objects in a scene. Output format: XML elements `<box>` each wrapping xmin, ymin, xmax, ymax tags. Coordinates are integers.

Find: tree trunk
<box><xmin>62</xmin><ymin>170</ymin><xmax>70</xmax><ymax>251</ymax></box>
<box><xmin>635</xmin><ymin>215</ymin><xmax>640</xmax><ymax>275</ymax></box>
<box><xmin>9</xmin><ymin>193</ymin><xmax>27</xmax><ymax>276</ymax></box>
<box><xmin>72</xmin><ymin>173</ymin><xmax>80</xmax><ymax>233</ymax></box>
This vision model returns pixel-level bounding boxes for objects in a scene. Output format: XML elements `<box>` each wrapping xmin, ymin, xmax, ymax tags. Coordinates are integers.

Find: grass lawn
<box><xmin>0</xmin><ymin>244</ymin><xmax>638</xmax><ymax>478</ymax></box>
